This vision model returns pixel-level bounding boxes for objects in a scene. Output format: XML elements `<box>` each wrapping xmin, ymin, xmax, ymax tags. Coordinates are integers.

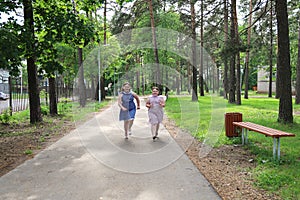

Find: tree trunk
<box><xmin>49</xmin><ymin>77</ymin><xmax>57</xmax><ymax>116</ymax></box>
<box><xmin>191</xmin><ymin>0</ymin><xmax>198</xmax><ymax>101</ymax></box>
<box><xmin>101</xmin><ymin>0</ymin><xmax>107</xmax><ymax>101</ymax></box>
<box><xmin>223</xmin><ymin>0</ymin><xmax>229</xmax><ymax>99</ymax></box>
<box><xmin>148</xmin><ymin>0</ymin><xmax>161</xmax><ymax>91</ymax></box>
<box><xmin>23</xmin><ymin>0</ymin><xmax>42</xmax><ymax>124</ymax></box>
<box><xmin>244</xmin><ymin>0</ymin><xmax>253</xmax><ymax>99</ymax></box>
<box><xmin>228</xmin><ymin>0</ymin><xmax>236</xmax><ymax>104</ymax></box>
<box><xmin>199</xmin><ymin>0</ymin><xmax>204</xmax><ymax>97</ymax></box>
<box><xmin>176</xmin><ymin>61</ymin><xmax>181</xmax><ymax>95</ymax></box>
<box><xmin>234</xmin><ymin>1</ymin><xmax>241</xmax><ymax>105</ymax></box>
<box><xmin>295</xmin><ymin>19</ymin><xmax>300</xmax><ymax>104</ymax></box>
<box><xmin>136</xmin><ymin>54</ymin><xmax>140</xmax><ymax>95</ymax></box>
<box><xmin>275</xmin><ymin>0</ymin><xmax>293</xmax><ymax>123</ymax></box>
<box><xmin>216</xmin><ymin>63</ymin><xmax>220</xmax><ymax>92</ymax></box>
<box><xmin>268</xmin><ymin>1</ymin><xmax>274</xmax><ymax>98</ymax></box>
<box><xmin>78</xmin><ymin>48</ymin><xmax>86</xmax><ymax>107</ymax></box>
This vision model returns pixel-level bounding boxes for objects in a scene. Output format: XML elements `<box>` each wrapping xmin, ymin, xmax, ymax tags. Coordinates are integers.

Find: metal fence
<box><xmin>0</xmin><ymin>77</ymin><xmax>77</xmax><ymax>115</ymax></box>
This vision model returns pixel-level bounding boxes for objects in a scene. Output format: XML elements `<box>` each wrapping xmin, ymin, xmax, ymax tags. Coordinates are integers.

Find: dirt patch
<box><xmin>0</xmin><ymin>119</ymin><xmax>75</xmax><ymax>177</ymax></box>
<box><xmin>163</xmin><ymin>117</ymin><xmax>281</xmax><ymax>200</ymax></box>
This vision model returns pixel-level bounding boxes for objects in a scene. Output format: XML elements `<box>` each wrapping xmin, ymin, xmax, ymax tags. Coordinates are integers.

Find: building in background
<box><xmin>0</xmin><ymin>69</ymin><xmax>9</xmax><ymax>93</ymax></box>
<box><xmin>257</xmin><ymin>66</ymin><xmax>295</xmax><ymax>94</ymax></box>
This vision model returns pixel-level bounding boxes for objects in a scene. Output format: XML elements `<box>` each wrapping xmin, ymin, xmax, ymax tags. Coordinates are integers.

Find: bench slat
<box><xmin>233</xmin><ymin>122</ymin><xmax>295</xmax><ymax>138</ymax></box>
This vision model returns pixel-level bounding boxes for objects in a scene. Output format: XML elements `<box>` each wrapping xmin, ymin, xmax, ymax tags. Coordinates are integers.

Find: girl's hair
<box><xmin>123</xmin><ymin>82</ymin><xmax>130</xmax><ymax>87</ymax></box>
<box><xmin>152</xmin><ymin>86</ymin><xmax>159</xmax><ymax>91</ymax></box>
<box><xmin>121</xmin><ymin>82</ymin><xmax>131</xmax><ymax>91</ymax></box>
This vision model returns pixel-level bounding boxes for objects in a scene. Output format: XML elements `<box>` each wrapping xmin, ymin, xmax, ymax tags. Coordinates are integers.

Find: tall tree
<box><xmin>199</xmin><ymin>0</ymin><xmax>204</xmax><ymax>97</ymax></box>
<box><xmin>148</xmin><ymin>0</ymin><xmax>161</xmax><ymax>90</ymax></box>
<box><xmin>71</xmin><ymin>0</ymin><xmax>86</xmax><ymax>107</ymax></box>
<box><xmin>268</xmin><ymin>1</ymin><xmax>274</xmax><ymax>98</ymax></box>
<box><xmin>244</xmin><ymin>0</ymin><xmax>253</xmax><ymax>99</ymax></box>
<box><xmin>295</xmin><ymin>19</ymin><xmax>300</xmax><ymax>104</ymax></box>
<box><xmin>101</xmin><ymin>0</ymin><xmax>107</xmax><ymax>101</ymax></box>
<box><xmin>223</xmin><ymin>0</ymin><xmax>229</xmax><ymax>99</ymax></box>
<box><xmin>228</xmin><ymin>0</ymin><xmax>237</xmax><ymax>103</ymax></box>
<box><xmin>191</xmin><ymin>0</ymin><xmax>198</xmax><ymax>101</ymax></box>
<box><xmin>23</xmin><ymin>0</ymin><xmax>42</xmax><ymax>123</ymax></box>
<box><xmin>234</xmin><ymin>0</ymin><xmax>241</xmax><ymax>105</ymax></box>
<box><xmin>275</xmin><ymin>0</ymin><xmax>293</xmax><ymax>123</ymax></box>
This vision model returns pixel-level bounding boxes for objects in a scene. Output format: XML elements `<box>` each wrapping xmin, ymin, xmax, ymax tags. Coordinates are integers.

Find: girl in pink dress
<box><xmin>146</xmin><ymin>87</ymin><xmax>165</xmax><ymax>141</ymax></box>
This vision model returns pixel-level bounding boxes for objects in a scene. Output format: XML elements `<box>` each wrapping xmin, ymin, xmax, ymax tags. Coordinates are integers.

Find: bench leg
<box><xmin>241</xmin><ymin>128</ymin><xmax>248</xmax><ymax>145</ymax></box>
<box><xmin>245</xmin><ymin>129</ymin><xmax>248</xmax><ymax>144</ymax></box>
<box><xmin>277</xmin><ymin>138</ymin><xmax>280</xmax><ymax>160</ymax></box>
<box><xmin>273</xmin><ymin>138</ymin><xmax>276</xmax><ymax>160</ymax></box>
<box><xmin>242</xmin><ymin>128</ymin><xmax>245</xmax><ymax>145</ymax></box>
<box><xmin>273</xmin><ymin>138</ymin><xmax>281</xmax><ymax>160</ymax></box>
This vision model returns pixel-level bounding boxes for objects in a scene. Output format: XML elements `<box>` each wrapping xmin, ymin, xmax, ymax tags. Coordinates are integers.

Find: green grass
<box><xmin>59</xmin><ymin>100</ymin><xmax>109</xmax><ymax>122</ymax></box>
<box><xmin>165</xmin><ymin>95</ymin><xmax>300</xmax><ymax>199</ymax></box>
<box><xmin>0</xmin><ymin>100</ymin><xmax>110</xmax><ymax>137</ymax></box>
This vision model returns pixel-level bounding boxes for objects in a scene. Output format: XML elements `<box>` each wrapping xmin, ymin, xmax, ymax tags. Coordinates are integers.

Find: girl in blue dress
<box><xmin>118</xmin><ymin>82</ymin><xmax>140</xmax><ymax>139</ymax></box>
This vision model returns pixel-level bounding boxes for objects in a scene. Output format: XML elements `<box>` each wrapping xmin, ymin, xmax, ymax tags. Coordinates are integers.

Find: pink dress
<box><xmin>148</xmin><ymin>95</ymin><xmax>164</xmax><ymax>124</ymax></box>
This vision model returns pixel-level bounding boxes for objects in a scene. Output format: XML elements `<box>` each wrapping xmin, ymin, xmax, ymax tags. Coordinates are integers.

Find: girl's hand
<box><xmin>159</xmin><ymin>100</ymin><xmax>165</xmax><ymax>107</ymax></box>
<box><xmin>121</xmin><ymin>107</ymin><xmax>127</xmax><ymax>111</ymax></box>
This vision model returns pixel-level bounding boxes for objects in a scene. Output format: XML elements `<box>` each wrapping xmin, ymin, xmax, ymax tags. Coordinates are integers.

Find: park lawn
<box><xmin>164</xmin><ymin>95</ymin><xmax>300</xmax><ymax>200</ymax></box>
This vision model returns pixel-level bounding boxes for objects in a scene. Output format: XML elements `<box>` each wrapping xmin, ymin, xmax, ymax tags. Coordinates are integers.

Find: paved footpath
<box><xmin>0</xmin><ymin>99</ymin><xmax>221</xmax><ymax>200</ymax></box>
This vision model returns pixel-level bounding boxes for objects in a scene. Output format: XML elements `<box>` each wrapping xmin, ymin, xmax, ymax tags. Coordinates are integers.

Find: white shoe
<box><xmin>129</xmin><ymin>130</ymin><xmax>132</xmax><ymax>135</ymax></box>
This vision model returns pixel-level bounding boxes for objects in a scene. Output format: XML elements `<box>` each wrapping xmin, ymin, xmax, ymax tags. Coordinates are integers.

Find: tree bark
<box><xmin>244</xmin><ymin>0</ymin><xmax>253</xmax><ymax>99</ymax></box>
<box><xmin>49</xmin><ymin>77</ymin><xmax>58</xmax><ymax>115</ymax></box>
<box><xmin>275</xmin><ymin>0</ymin><xmax>293</xmax><ymax>123</ymax></box>
<box><xmin>78</xmin><ymin>47</ymin><xmax>86</xmax><ymax>107</ymax></box>
<box><xmin>223</xmin><ymin>0</ymin><xmax>229</xmax><ymax>99</ymax></box>
<box><xmin>23</xmin><ymin>0</ymin><xmax>42</xmax><ymax>124</ymax></box>
<box><xmin>228</xmin><ymin>0</ymin><xmax>236</xmax><ymax>104</ymax></box>
<box><xmin>234</xmin><ymin>1</ymin><xmax>241</xmax><ymax>105</ymax></box>
<box><xmin>176</xmin><ymin>61</ymin><xmax>181</xmax><ymax>95</ymax></box>
<box><xmin>268</xmin><ymin>1</ymin><xmax>274</xmax><ymax>98</ymax></box>
<box><xmin>191</xmin><ymin>0</ymin><xmax>198</xmax><ymax>101</ymax></box>
<box><xmin>101</xmin><ymin>0</ymin><xmax>107</xmax><ymax>101</ymax></box>
<box><xmin>199</xmin><ymin>0</ymin><xmax>204</xmax><ymax>97</ymax></box>
<box><xmin>295</xmin><ymin>19</ymin><xmax>300</xmax><ymax>104</ymax></box>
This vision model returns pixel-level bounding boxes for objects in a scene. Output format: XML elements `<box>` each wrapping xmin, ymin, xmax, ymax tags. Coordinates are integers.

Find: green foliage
<box><xmin>58</xmin><ymin>100</ymin><xmax>73</xmax><ymax>115</ymax></box>
<box><xmin>41</xmin><ymin>105</ymin><xmax>49</xmax><ymax>116</ymax></box>
<box><xmin>0</xmin><ymin>22</ymin><xmax>23</xmax><ymax>75</ymax></box>
<box><xmin>24</xmin><ymin>149</ymin><xmax>33</xmax><ymax>155</ymax></box>
<box><xmin>0</xmin><ymin>109</ymin><xmax>12</xmax><ymax>124</ymax></box>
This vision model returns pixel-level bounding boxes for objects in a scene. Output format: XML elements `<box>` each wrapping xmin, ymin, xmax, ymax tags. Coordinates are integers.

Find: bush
<box><xmin>0</xmin><ymin>109</ymin><xmax>12</xmax><ymax>124</ymax></box>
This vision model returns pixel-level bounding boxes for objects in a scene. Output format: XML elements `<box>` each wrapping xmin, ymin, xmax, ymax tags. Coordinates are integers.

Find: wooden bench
<box><xmin>232</xmin><ymin>122</ymin><xmax>296</xmax><ymax>160</ymax></box>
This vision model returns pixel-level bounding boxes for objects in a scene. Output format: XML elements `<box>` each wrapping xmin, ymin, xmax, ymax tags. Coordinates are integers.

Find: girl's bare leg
<box><xmin>128</xmin><ymin>120</ymin><xmax>134</xmax><ymax>135</ymax></box>
<box><xmin>151</xmin><ymin>124</ymin><xmax>158</xmax><ymax>140</ymax></box>
<box><xmin>124</xmin><ymin>120</ymin><xmax>130</xmax><ymax>138</ymax></box>
<box><xmin>155</xmin><ymin>124</ymin><xmax>160</xmax><ymax>137</ymax></box>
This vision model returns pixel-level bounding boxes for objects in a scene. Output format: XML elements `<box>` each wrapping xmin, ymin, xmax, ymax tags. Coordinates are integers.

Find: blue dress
<box><xmin>119</xmin><ymin>91</ymin><xmax>136</xmax><ymax>121</ymax></box>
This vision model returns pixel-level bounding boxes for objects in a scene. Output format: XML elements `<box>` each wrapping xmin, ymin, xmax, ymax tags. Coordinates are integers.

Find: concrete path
<box><xmin>0</xmin><ymin>99</ymin><xmax>221</xmax><ymax>200</ymax></box>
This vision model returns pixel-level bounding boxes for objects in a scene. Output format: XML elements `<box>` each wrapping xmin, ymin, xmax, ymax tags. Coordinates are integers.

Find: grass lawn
<box><xmin>164</xmin><ymin>94</ymin><xmax>300</xmax><ymax>200</ymax></box>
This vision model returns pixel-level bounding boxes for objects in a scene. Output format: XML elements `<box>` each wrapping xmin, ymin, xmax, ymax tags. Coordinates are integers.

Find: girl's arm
<box><xmin>133</xmin><ymin>93</ymin><xmax>140</xmax><ymax>109</ymax></box>
<box><xmin>159</xmin><ymin>96</ymin><xmax>165</xmax><ymax>107</ymax></box>
<box><xmin>118</xmin><ymin>94</ymin><xmax>127</xmax><ymax>111</ymax></box>
<box><xmin>146</xmin><ymin>98</ymin><xmax>151</xmax><ymax>108</ymax></box>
